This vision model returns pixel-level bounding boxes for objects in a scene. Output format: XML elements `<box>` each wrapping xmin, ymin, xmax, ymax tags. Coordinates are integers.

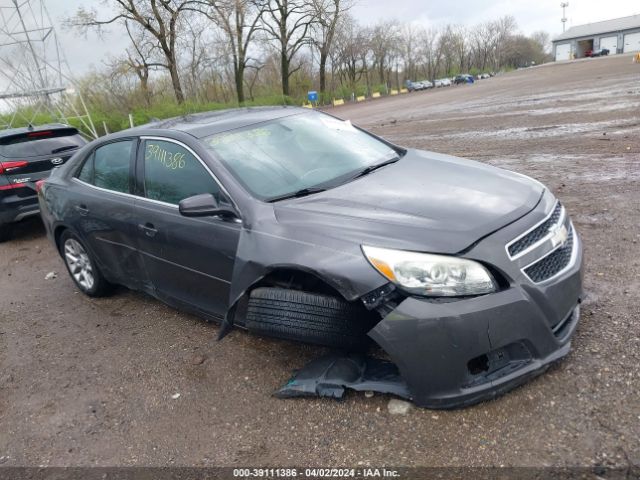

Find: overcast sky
<box><xmin>47</xmin><ymin>0</ymin><xmax>640</xmax><ymax>74</ymax></box>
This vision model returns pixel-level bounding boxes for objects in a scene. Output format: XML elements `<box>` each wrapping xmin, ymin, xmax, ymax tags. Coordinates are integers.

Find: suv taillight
<box><xmin>0</xmin><ymin>160</ymin><xmax>28</xmax><ymax>174</ymax></box>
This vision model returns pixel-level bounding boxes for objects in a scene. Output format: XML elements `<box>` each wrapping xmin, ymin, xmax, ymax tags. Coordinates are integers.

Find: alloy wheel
<box><xmin>64</xmin><ymin>238</ymin><xmax>95</xmax><ymax>291</ymax></box>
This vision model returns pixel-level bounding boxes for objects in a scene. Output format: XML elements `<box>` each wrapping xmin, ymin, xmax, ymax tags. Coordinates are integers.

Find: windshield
<box><xmin>202</xmin><ymin>111</ymin><xmax>399</xmax><ymax>201</ymax></box>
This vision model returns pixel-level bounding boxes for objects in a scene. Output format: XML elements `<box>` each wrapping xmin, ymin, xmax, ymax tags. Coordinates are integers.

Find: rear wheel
<box><xmin>246</xmin><ymin>287</ymin><xmax>376</xmax><ymax>350</ymax></box>
<box><xmin>59</xmin><ymin>230</ymin><xmax>112</xmax><ymax>297</ymax></box>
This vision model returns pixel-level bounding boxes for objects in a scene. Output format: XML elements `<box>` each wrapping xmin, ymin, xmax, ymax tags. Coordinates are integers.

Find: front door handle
<box><xmin>138</xmin><ymin>223</ymin><xmax>158</xmax><ymax>237</ymax></box>
<box><xmin>75</xmin><ymin>204</ymin><xmax>89</xmax><ymax>216</ymax></box>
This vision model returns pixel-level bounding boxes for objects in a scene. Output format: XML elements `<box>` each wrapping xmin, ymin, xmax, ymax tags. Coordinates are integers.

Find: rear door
<box><xmin>68</xmin><ymin>138</ymin><xmax>148</xmax><ymax>291</ymax></box>
<box><xmin>133</xmin><ymin>137</ymin><xmax>241</xmax><ymax>319</ymax></box>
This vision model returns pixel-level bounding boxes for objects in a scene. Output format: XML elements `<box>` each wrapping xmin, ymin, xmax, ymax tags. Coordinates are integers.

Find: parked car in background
<box><xmin>586</xmin><ymin>48</ymin><xmax>609</xmax><ymax>57</ymax></box>
<box><xmin>38</xmin><ymin>107</ymin><xmax>583</xmax><ymax>408</ymax></box>
<box><xmin>435</xmin><ymin>78</ymin><xmax>452</xmax><ymax>87</ymax></box>
<box><xmin>404</xmin><ymin>80</ymin><xmax>423</xmax><ymax>91</ymax></box>
<box><xmin>417</xmin><ymin>80</ymin><xmax>434</xmax><ymax>89</ymax></box>
<box><xmin>0</xmin><ymin>124</ymin><xmax>87</xmax><ymax>241</ymax></box>
<box><xmin>454</xmin><ymin>74</ymin><xmax>474</xmax><ymax>85</ymax></box>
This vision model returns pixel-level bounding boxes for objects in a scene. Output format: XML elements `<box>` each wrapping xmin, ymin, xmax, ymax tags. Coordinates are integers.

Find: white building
<box><xmin>553</xmin><ymin>14</ymin><xmax>640</xmax><ymax>61</ymax></box>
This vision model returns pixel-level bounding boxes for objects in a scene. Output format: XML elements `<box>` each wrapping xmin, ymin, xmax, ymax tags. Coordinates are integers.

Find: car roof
<box><xmin>0</xmin><ymin>123</ymin><xmax>76</xmax><ymax>139</ymax></box>
<box><xmin>124</xmin><ymin>106</ymin><xmax>309</xmax><ymax>139</ymax></box>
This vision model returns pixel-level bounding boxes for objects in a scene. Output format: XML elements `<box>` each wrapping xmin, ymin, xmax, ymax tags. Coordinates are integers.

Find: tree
<box><xmin>471</xmin><ymin>21</ymin><xmax>497</xmax><ymax>72</ymax></box>
<box><xmin>203</xmin><ymin>0</ymin><xmax>265</xmax><ymax>104</ymax></box>
<box><xmin>492</xmin><ymin>15</ymin><xmax>517</xmax><ymax>70</ymax></box>
<box><xmin>369</xmin><ymin>20</ymin><xmax>400</xmax><ymax>86</ymax></box>
<box><xmin>399</xmin><ymin>23</ymin><xmax>420</xmax><ymax>82</ymax></box>
<box><xmin>332</xmin><ymin>14</ymin><xmax>366</xmax><ymax>91</ymax></box>
<box><xmin>261</xmin><ymin>0</ymin><xmax>315</xmax><ymax>96</ymax></box>
<box><xmin>419</xmin><ymin>27</ymin><xmax>443</xmax><ymax>81</ymax></box>
<box><xmin>310</xmin><ymin>0</ymin><xmax>350</xmax><ymax>96</ymax></box>
<box><xmin>450</xmin><ymin>25</ymin><xmax>469</xmax><ymax>73</ymax></box>
<box><xmin>70</xmin><ymin>0</ymin><xmax>196</xmax><ymax>104</ymax></box>
<box><xmin>112</xmin><ymin>21</ymin><xmax>165</xmax><ymax>106</ymax></box>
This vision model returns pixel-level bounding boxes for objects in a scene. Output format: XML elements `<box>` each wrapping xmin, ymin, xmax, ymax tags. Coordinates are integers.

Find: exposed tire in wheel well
<box><xmin>230</xmin><ymin>268</ymin><xmax>369</xmax><ymax>326</ymax></box>
<box><xmin>246</xmin><ymin>287</ymin><xmax>378</xmax><ymax>350</ymax></box>
<box><xmin>255</xmin><ymin>268</ymin><xmax>346</xmax><ymax>298</ymax></box>
<box><xmin>229</xmin><ymin>268</ymin><xmax>382</xmax><ymax>347</ymax></box>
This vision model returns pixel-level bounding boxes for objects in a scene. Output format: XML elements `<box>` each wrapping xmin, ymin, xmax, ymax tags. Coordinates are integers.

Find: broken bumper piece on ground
<box><xmin>275</xmin><ymin>353</ymin><xmax>411</xmax><ymax>401</ymax></box>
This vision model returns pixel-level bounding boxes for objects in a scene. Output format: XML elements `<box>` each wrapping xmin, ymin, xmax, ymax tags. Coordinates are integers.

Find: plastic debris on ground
<box><xmin>275</xmin><ymin>353</ymin><xmax>411</xmax><ymax>401</ymax></box>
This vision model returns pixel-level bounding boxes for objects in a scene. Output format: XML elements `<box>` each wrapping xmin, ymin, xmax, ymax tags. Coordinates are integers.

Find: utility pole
<box><xmin>560</xmin><ymin>2</ymin><xmax>569</xmax><ymax>33</ymax></box>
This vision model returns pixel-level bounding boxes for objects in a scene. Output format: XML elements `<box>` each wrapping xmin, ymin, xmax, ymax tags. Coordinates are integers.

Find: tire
<box><xmin>246</xmin><ymin>287</ymin><xmax>375</xmax><ymax>350</ymax></box>
<box><xmin>0</xmin><ymin>224</ymin><xmax>11</xmax><ymax>243</ymax></box>
<box><xmin>59</xmin><ymin>230</ymin><xmax>112</xmax><ymax>297</ymax></box>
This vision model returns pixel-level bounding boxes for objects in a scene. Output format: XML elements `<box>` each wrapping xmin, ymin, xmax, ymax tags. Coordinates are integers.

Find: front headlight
<box><xmin>362</xmin><ymin>245</ymin><xmax>496</xmax><ymax>297</ymax></box>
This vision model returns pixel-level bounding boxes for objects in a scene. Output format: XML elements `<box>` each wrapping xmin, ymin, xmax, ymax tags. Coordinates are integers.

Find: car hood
<box><xmin>273</xmin><ymin>149</ymin><xmax>544</xmax><ymax>254</ymax></box>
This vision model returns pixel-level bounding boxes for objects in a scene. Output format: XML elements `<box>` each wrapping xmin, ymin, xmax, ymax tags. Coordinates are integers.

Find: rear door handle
<box><xmin>75</xmin><ymin>205</ymin><xmax>89</xmax><ymax>216</ymax></box>
<box><xmin>138</xmin><ymin>223</ymin><xmax>158</xmax><ymax>237</ymax></box>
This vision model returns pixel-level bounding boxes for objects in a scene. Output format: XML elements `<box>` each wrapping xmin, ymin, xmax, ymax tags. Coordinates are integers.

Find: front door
<box><xmin>133</xmin><ymin>138</ymin><xmax>241</xmax><ymax>319</ymax></box>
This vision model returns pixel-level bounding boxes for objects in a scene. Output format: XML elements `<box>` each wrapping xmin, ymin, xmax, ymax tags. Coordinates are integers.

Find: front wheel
<box><xmin>59</xmin><ymin>230</ymin><xmax>112</xmax><ymax>297</ymax></box>
<box><xmin>246</xmin><ymin>287</ymin><xmax>376</xmax><ymax>350</ymax></box>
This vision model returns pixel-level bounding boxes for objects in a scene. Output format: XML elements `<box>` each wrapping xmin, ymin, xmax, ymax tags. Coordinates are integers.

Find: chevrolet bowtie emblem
<box><xmin>550</xmin><ymin>225</ymin><xmax>568</xmax><ymax>248</ymax></box>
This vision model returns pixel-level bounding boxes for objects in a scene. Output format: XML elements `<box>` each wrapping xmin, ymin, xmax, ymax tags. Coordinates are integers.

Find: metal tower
<box><xmin>560</xmin><ymin>2</ymin><xmax>569</xmax><ymax>33</ymax></box>
<box><xmin>0</xmin><ymin>0</ymin><xmax>98</xmax><ymax>138</ymax></box>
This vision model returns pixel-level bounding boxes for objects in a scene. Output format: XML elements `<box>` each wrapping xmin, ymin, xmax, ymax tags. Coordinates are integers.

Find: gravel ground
<box><xmin>1</xmin><ymin>54</ymin><xmax>639</xmax><ymax>469</ymax></box>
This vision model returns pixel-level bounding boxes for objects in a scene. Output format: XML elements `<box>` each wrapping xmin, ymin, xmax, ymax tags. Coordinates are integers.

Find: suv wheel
<box><xmin>59</xmin><ymin>230</ymin><xmax>112</xmax><ymax>297</ymax></box>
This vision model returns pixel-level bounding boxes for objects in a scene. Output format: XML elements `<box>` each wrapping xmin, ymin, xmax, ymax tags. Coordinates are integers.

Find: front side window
<box><xmin>143</xmin><ymin>140</ymin><xmax>221</xmax><ymax>205</ymax></box>
<box><xmin>76</xmin><ymin>140</ymin><xmax>133</xmax><ymax>194</ymax></box>
<box><xmin>202</xmin><ymin>111</ymin><xmax>399</xmax><ymax>201</ymax></box>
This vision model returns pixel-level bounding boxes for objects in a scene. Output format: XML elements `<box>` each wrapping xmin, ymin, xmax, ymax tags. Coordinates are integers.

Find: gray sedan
<box><xmin>38</xmin><ymin>107</ymin><xmax>583</xmax><ymax>408</ymax></box>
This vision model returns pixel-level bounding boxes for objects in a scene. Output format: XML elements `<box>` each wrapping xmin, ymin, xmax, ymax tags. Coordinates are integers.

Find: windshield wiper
<box><xmin>351</xmin><ymin>156</ymin><xmax>400</xmax><ymax>180</ymax></box>
<box><xmin>51</xmin><ymin>145</ymin><xmax>78</xmax><ymax>154</ymax></box>
<box><xmin>267</xmin><ymin>186</ymin><xmax>327</xmax><ymax>203</ymax></box>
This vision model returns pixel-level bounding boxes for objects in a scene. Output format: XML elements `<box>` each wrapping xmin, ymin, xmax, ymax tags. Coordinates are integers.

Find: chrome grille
<box><xmin>508</xmin><ymin>202</ymin><xmax>563</xmax><ymax>258</ymax></box>
<box><xmin>523</xmin><ymin>226</ymin><xmax>574</xmax><ymax>283</ymax></box>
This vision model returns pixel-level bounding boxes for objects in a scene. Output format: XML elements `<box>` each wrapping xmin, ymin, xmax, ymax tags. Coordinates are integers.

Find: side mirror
<box><xmin>178</xmin><ymin>193</ymin><xmax>237</xmax><ymax>219</ymax></box>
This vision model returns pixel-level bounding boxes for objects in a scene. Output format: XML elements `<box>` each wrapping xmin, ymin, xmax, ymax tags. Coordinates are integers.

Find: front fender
<box><xmin>227</xmin><ymin>215</ymin><xmax>388</xmax><ymax>308</ymax></box>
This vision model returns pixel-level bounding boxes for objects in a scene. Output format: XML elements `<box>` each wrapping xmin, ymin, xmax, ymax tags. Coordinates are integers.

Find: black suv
<box><xmin>0</xmin><ymin>124</ymin><xmax>86</xmax><ymax>241</ymax></box>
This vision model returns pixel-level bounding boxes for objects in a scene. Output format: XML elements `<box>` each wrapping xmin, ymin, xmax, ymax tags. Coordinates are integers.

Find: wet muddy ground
<box><xmin>1</xmin><ymin>54</ymin><xmax>639</xmax><ymax>468</ymax></box>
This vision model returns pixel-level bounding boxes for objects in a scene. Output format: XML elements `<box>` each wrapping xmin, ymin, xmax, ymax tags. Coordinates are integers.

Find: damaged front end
<box><xmin>277</xmin><ymin>196</ymin><xmax>584</xmax><ymax>409</ymax></box>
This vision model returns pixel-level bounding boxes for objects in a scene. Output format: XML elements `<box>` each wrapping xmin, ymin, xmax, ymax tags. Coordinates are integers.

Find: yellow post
<box><xmin>390</xmin><ymin>89</ymin><xmax>399</xmax><ymax>95</ymax></box>
<box><xmin>372</xmin><ymin>92</ymin><xmax>381</xmax><ymax>98</ymax></box>
<box><xmin>332</xmin><ymin>98</ymin><xmax>345</xmax><ymax>106</ymax></box>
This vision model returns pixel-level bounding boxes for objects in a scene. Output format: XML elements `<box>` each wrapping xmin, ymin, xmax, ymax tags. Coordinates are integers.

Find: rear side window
<box><xmin>76</xmin><ymin>140</ymin><xmax>133</xmax><ymax>194</ymax></box>
<box><xmin>0</xmin><ymin>129</ymin><xmax>86</xmax><ymax>158</ymax></box>
<box><xmin>143</xmin><ymin>140</ymin><xmax>221</xmax><ymax>205</ymax></box>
